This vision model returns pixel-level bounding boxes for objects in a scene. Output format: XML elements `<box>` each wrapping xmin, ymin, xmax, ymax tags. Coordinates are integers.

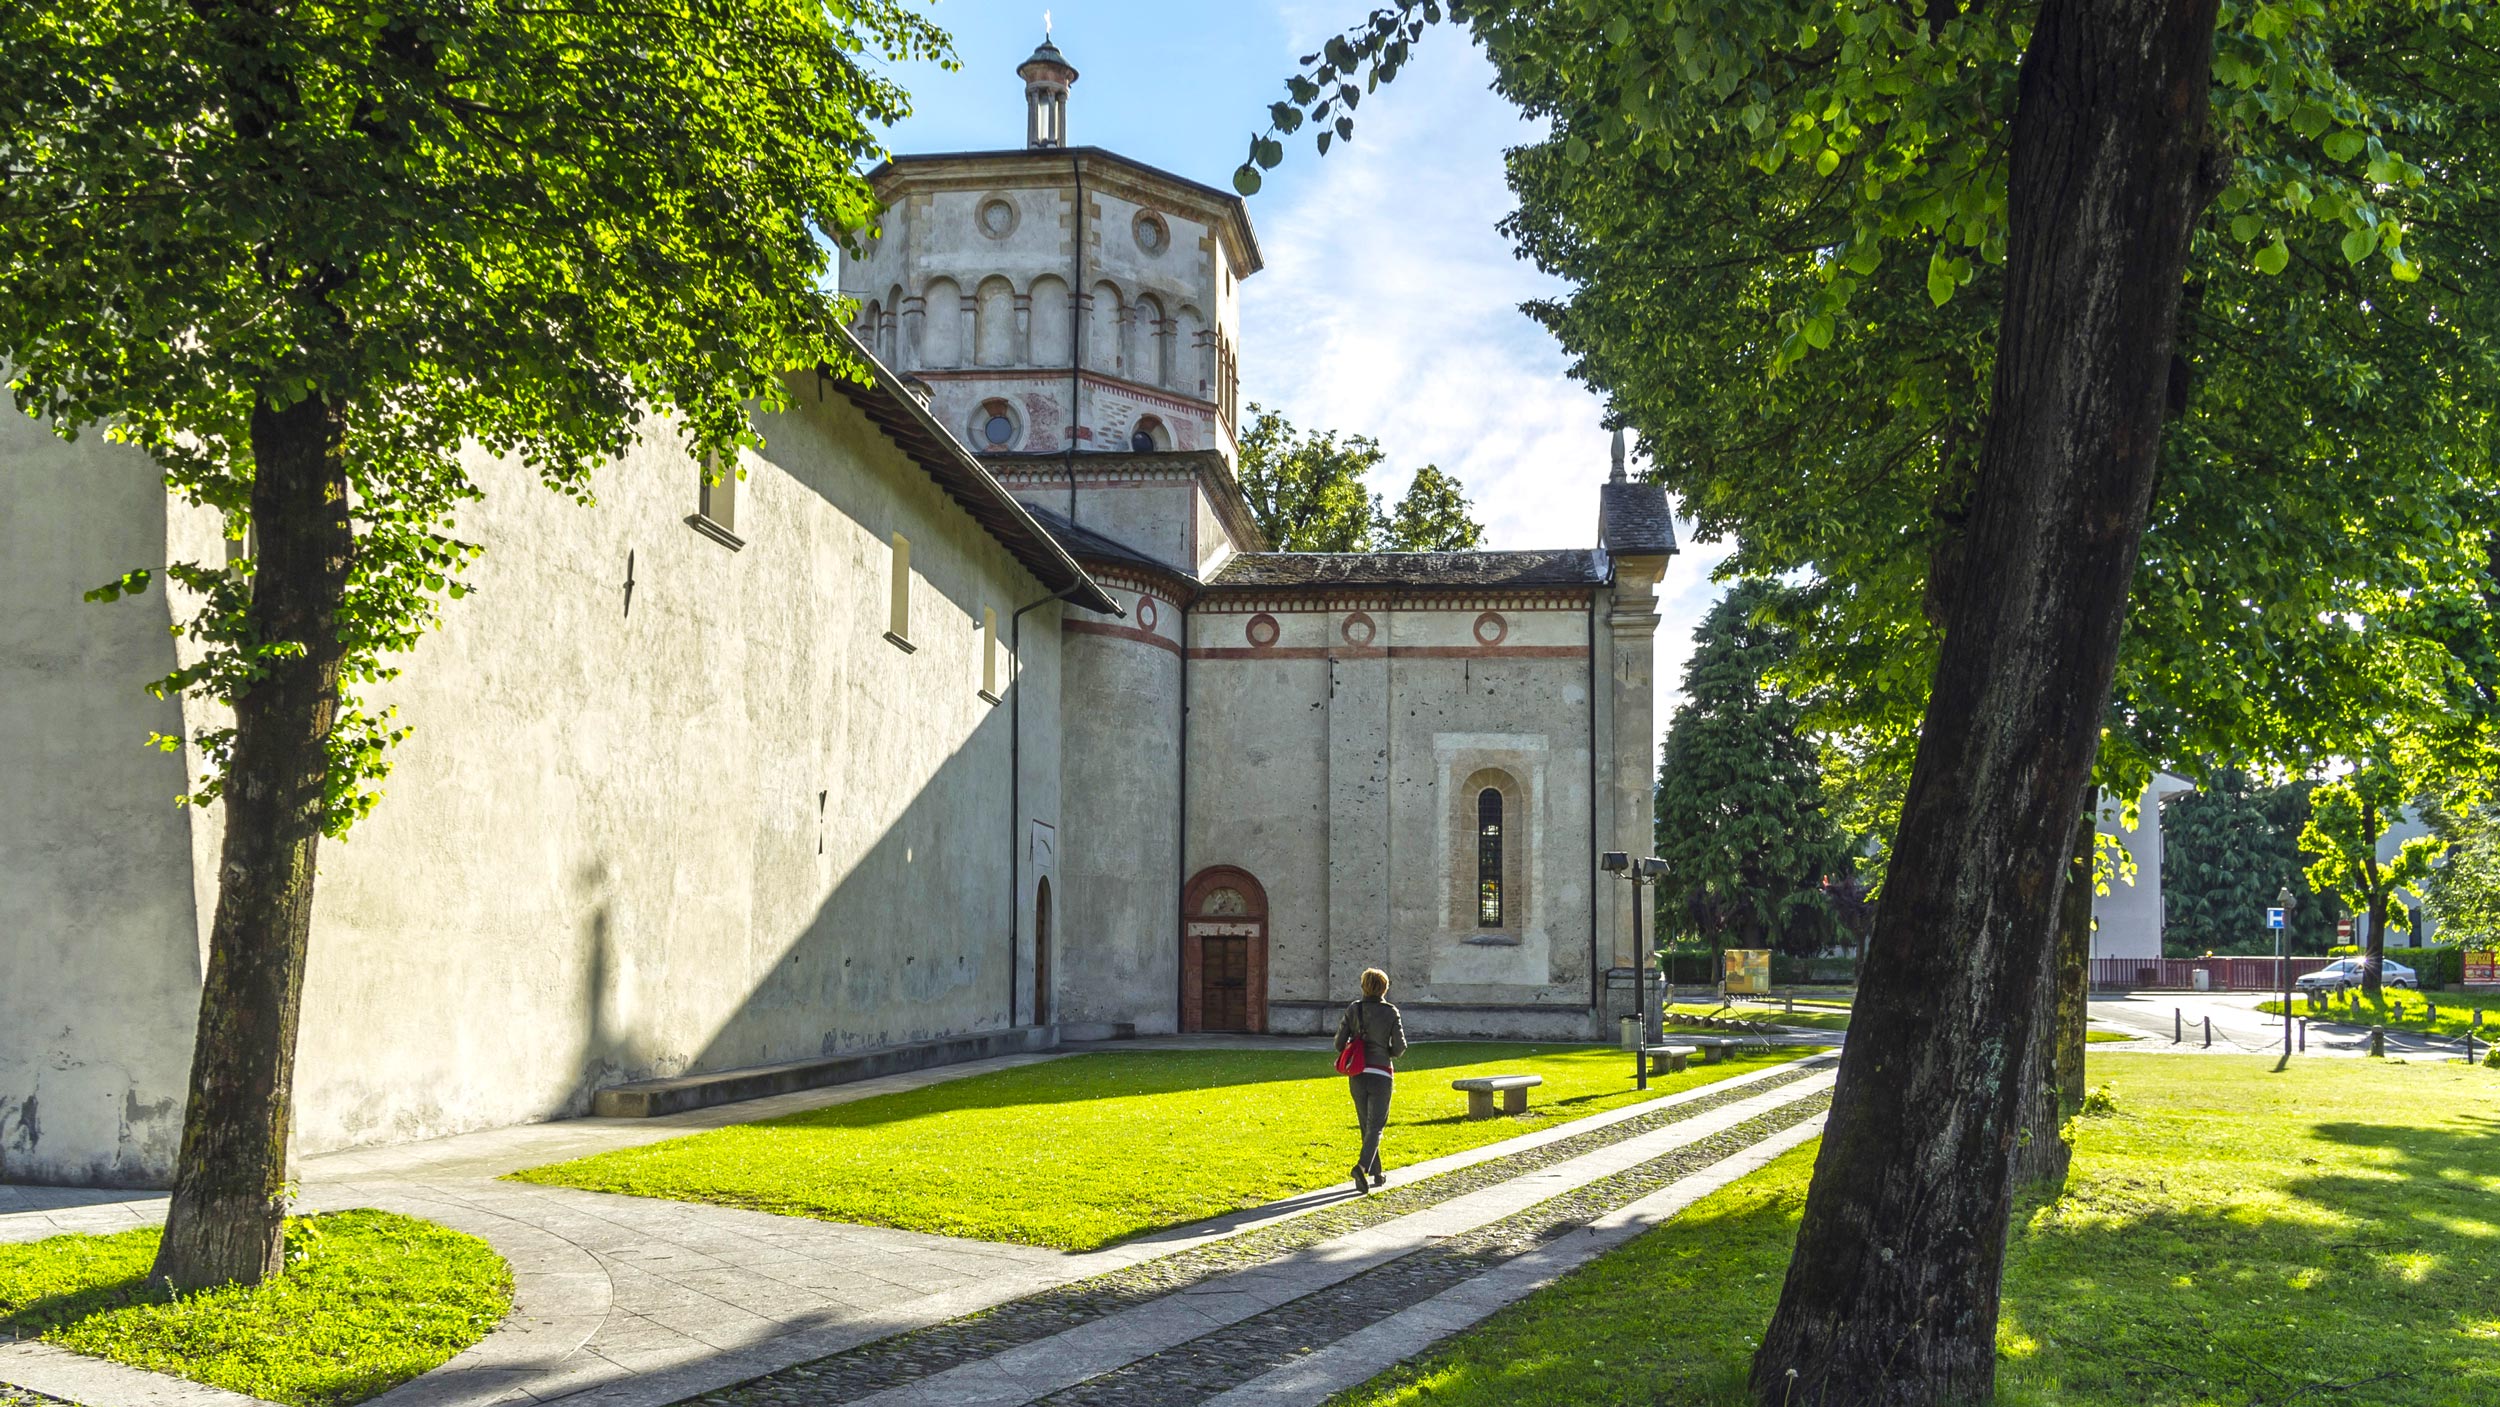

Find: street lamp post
<box><xmin>2276</xmin><ymin>885</ymin><xmax>2297</xmax><ymax>1060</ymax></box>
<box><xmin>1605</xmin><ymin>852</ymin><xmax>1669</xmax><ymax>1091</ymax></box>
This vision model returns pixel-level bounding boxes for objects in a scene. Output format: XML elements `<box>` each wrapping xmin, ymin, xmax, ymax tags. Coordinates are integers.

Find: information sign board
<box><xmin>1723</xmin><ymin>948</ymin><xmax>1772</xmax><ymax>995</ymax></box>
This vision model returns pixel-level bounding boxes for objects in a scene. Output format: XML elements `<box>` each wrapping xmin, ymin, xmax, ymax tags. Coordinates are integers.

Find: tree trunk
<box><xmin>2362</xmin><ymin>803</ymin><xmax>2386</xmax><ymax>1012</ymax></box>
<box><xmin>2012</xmin><ymin>813</ymin><xmax>2096</xmax><ymax>1187</ymax></box>
<box><xmin>149</xmin><ymin>390</ymin><xmax>350</xmax><ymax>1292</ymax></box>
<box><xmin>1746</xmin><ymin>2</ymin><xmax>2219</xmax><ymax>1402</ymax></box>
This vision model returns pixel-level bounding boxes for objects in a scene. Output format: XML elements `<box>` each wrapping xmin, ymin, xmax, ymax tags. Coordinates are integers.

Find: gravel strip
<box><xmin>0</xmin><ymin>1389</ymin><xmax>81</xmax><ymax>1407</ymax></box>
<box><xmin>684</xmin><ymin>1060</ymin><xmax>1830</xmax><ymax>1407</ymax></box>
<box><xmin>1030</xmin><ymin>1095</ymin><xmax>1833</xmax><ymax>1407</ymax></box>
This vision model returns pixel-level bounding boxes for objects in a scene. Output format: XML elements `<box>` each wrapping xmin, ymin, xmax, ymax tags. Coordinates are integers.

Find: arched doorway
<box><xmin>1182</xmin><ymin>867</ymin><xmax>1267</xmax><ymax>1033</ymax></box>
<box><xmin>1034</xmin><ymin>877</ymin><xmax>1053</xmax><ymax>1027</ymax></box>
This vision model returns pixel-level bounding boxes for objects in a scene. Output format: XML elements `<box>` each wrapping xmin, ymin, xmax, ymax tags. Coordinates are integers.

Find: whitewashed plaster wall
<box><xmin>0</xmin><ymin>381</ymin><xmax>1067</xmax><ymax>1181</ymax></box>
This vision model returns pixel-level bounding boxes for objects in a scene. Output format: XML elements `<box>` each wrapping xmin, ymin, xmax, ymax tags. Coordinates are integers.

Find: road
<box><xmin>2089</xmin><ymin>988</ymin><xmax>2486</xmax><ymax>1061</ymax></box>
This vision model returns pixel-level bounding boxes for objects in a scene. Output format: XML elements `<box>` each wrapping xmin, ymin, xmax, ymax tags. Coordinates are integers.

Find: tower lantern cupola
<box><xmin>1018</xmin><ymin>35</ymin><xmax>1077</xmax><ymax>149</ymax></box>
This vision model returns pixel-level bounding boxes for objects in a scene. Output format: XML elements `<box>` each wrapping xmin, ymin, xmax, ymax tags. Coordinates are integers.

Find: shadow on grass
<box><xmin>2</xmin><ymin>1272</ymin><xmax>161</xmax><ymax>1337</ymax></box>
<box><xmin>1340</xmin><ymin>1117</ymin><xmax>2500</xmax><ymax>1407</ymax></box>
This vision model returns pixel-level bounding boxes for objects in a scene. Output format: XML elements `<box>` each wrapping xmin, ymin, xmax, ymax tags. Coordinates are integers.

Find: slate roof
<box><xmin>1206</xmin><ymin>549</ymin><xmax>1608</xmax><ymax>590</ymax></box>
<box><xmin>1598</xmin><ymin>480</ymin><xmax>1678</xmax><ymax>557</ymax></box>
<box><xmin>1024</xmin><ymin>504</ymin><xmax>1201</xmax><ymax>585</ymax></box>
<box><xmin>822</xmin><ymin>331</ymin><xmax>1119</xmax><ymax>614</ymax></box>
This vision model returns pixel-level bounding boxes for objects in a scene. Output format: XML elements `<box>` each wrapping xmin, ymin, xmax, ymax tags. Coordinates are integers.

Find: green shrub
<box><xmin>2329</xmin><ymin>944</ymin><xmax>2361</xmax><ymax>956</ymax></box>
<box><xmin>2402</xmin><ymin>944</ymin><xmax>2464</xmax><ymax>989</ymax></box>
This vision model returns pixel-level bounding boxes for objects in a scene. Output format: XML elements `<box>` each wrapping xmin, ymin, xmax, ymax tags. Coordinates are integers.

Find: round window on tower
<box><xmin>972</xmin><ymin>399</ymin><xmax>1022</xmax><ymax>451</ymax></box>
<box><xmin>1133</xmin><ymin>211</ymin><xmax>1169</xmax><ymax>255</ymax></box>
<box><xmin>978</xmin><ymin>197</ymin><xmax>1019</xmax><ymax>239</ymax></box>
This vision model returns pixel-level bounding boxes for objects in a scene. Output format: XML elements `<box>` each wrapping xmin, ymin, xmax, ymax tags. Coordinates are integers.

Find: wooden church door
<box><xmin>1182</xmin><ymin>867</ymin><xmax>1267</xmax><ymax>1033</ymax></box>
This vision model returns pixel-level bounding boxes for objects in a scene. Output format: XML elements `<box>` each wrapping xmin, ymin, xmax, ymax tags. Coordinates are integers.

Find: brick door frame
<box><xmin>1182</xmin><ymin>865</ymin><xmax>1268</xmax><ymax>1033</ymax></box>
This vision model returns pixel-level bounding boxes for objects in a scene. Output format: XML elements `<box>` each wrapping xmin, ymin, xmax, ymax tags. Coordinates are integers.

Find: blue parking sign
<box><xmin>2266</xmin><ymin>907</ymin><xmax>2286</xmax><ymax>929</ymax></box>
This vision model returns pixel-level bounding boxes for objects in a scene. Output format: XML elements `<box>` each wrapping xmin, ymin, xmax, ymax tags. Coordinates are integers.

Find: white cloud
<box><xmin>1236</xmin><ymin>31</ymin><xmax>1734</xmax><ymax>752</ymax></box>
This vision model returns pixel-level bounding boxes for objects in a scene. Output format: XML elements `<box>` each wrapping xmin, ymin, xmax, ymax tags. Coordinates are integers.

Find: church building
<box><xmin>0</xmin><ymin>40</ymin><xmax>1673</xmax><ymax>1187</ymax></box>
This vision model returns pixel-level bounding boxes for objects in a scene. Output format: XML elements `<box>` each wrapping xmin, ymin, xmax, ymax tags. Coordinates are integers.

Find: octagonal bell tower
<box><xmin>840</xmin><ymin>36</ymin><xmax>1263</xmax><ymax>488</ymax></box>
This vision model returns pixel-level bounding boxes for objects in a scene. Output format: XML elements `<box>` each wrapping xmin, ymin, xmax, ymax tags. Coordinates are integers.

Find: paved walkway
<box><xmin>0</xmin><ymin>1045</ymin><xmax>1836</xmax><ymax>1407</ymax></box>
<box><xmin>2087</xmin><ymin>990</ymin><xmax>2483</xmax><ymax>1059</ymax></box>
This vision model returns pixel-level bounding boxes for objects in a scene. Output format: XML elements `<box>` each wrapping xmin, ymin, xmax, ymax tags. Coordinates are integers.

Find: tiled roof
<box><xmin>1023</xmin><ymin>504</ymin><xmax>1200</xmax><ymax>585</ymax></box>
<box><xmin>822</xmin><ymin>333</ymin><xmax>1118</xmax><ymax>614</ymax></box>
<box><xmin>1206</xmin><ymin>549</ymin><xmax>1608</xmax><ymax>590</ymax></box>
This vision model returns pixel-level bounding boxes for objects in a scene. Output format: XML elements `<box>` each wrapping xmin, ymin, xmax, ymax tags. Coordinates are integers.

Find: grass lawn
<box><xmin>511</xmin><ymin>1044</ymin><xmax>1805</xmax><ymax>1251</ymax></box>
<box><xmin>0</xmin><ymin>1209</ymin><xmax>511</xmax><ymax>1407</ymax></box>
<box><xmin>1666</xmin><ymin>1002</ymin><xmax>1852</xmax><ymax>1033</ymax></box>
<box><xmin>2263</xmin><ymin>992</ymin><xmax>2500</xmax><ymax>1043</ymax></box>
<box><xmin>2086</xmin><ymin>1029</ymin><xmax>2142</xmax><ymax>1043</ymax></box>
<box><xmin>1332</xmin><ymin>1053</ymin><xmax>2500</xmax><ymax>1407</ymax></box>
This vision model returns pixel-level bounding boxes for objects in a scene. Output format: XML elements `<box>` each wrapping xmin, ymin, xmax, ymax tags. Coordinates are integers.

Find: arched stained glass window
<box><xmin>1477</xmin><ymin>788</ymin><xmax>1504</xmax><ymax>927</ymax></box>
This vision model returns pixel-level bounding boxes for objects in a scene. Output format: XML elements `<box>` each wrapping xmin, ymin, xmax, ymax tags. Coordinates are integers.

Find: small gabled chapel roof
<box><xmin>1205</xmin><ymin>549</ymin><xmax>1609</xmax><ymax>590</ymax></box>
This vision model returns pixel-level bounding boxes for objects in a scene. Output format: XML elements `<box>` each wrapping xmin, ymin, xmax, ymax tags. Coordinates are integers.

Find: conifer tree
<box><xmin>1654</xmin><ymin>582</ymin><xmax>1850</xmax><ymax>959</ymax></box>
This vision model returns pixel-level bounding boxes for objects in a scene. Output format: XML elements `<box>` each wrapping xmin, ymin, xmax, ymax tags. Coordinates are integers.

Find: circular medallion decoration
<box><xmin>1341</xmin><ymin>611</ymin><xmax>1377</xmax><ymax>647</ymax></box>
<box><xmin>1135</xmin><ymin>595</ymin><xmax>1160</xmax><ymax>630</ymax></box>
<box><xmin>1473</xmin><ymin>610</ymin><xmax>1509</xmax><ymax>646</ymax></box>
<box><xmin>1245</xmin><ymin>613</ymin><xmax>1280</xmax><ymax>648</ymax></box>
<box><xmin>978</xmin><ymin>197</ymin><xmax>1019</xmax><ymax>239</ymax></box>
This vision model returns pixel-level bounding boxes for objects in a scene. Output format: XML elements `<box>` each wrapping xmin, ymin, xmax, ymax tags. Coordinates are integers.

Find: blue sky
<box><xmin>873</xmin><ymin>1</ymin><xmax>1734</xmax><ymax>732</ymax></box>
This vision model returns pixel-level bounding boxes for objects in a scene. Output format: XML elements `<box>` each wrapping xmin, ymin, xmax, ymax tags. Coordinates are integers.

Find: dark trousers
<box><xmin>1349</xmin><ymin>1072</ymin><xmax>1393</xmax><ymax>1177</ymax></box>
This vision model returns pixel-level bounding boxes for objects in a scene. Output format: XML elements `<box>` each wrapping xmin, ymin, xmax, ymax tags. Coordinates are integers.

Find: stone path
<box><xmin>0</xmin><ymin>1045</ymin><xmax>1835</xmax><ymax>1407</ymax></box>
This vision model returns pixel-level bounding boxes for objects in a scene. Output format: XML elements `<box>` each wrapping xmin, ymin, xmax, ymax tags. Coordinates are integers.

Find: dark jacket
<box><xmin>1335</xmin><ymin>997</ymin><xmax>1408</xmax><ymax>1073</ymax></box>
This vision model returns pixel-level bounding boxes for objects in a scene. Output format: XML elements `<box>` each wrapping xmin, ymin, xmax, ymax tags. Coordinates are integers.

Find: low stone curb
<box><xmin>0</xmin><ymin>1341</ymin><xmax>284</xmax><ymax>1407</ymax></box>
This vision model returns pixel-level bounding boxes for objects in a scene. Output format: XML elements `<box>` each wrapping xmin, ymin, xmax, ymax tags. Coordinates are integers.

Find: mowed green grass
<box><xmin>2264</xmin><ymin>992</ymin><xmax>2500</xmax><ymax>1043</ymax></box>
<box><xmin>511</xmin><ymin>1044</ymin><xmax>1803</xmax><ymax>1250</ymax></box>
<box><xmin>1666</xmin><ymin>1001</ymin><xmax>1853</xmax><ymax>1033</ymax></box>
<box><xmin>1330</xmin><ymin>1054</ymin><xmax>2500</xmax><ymax>1407</ymax></box>
<box><xmin>0</xmin><ymin>1210</ymin><xmax>511</xmax><ymax>1407</ymax></box>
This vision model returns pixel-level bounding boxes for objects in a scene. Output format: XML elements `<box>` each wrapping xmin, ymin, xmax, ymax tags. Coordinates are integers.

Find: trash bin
<box><xmin>1619</xmin><ymin>1017</ymin><xmax>1641</xmax><ymax>1050</ymax></box>
<box><xmin>2191</xmin><ymin>969</ymin><xmax>2212</xmax><ymax>993</ymax></box>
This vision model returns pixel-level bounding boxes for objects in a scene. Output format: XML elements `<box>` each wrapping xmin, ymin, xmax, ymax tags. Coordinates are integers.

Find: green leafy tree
<box><xmin>2426</xmin><ymin>804</ymin><xmax>2500</xmax><ymax>947</ymax></box>
<box><xmin>1</xmin><ymin>0</ymin><xmax>945</xmax><ymax>1290</ymax></box>
<box><xmin>1382</xmin><ymin>463</ymin><xmax>1485</xmax><ymax>551</ymax></box>
<box><xmin>1235</xmin><ymin>403</ymin><xmax>1483</xmax><ymax>551</ymax></box>
<box><xmin>2163</xmin><ymin>773</ymin><xmax>2343</xmax><ymax>955</ymax></box>
<box><xmin>2303</xmin><ymin>765</ymin><xmax>2446</xmax><ymax>1007</ymax></box>
<box><xmin>1246</xmin><ymin>2</ymin><xmax>2498</xmax><ymax>1399</ymax></box>
<box><xmin>1653</xmin><ymin>582</ymin><xmax>1851</xmax><ymax>960</ymax></box>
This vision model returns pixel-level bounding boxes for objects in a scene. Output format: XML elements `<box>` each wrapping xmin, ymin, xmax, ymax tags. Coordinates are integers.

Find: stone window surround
<box><xmin>1449</xmin><ymin>762</ymin><xmax>1531</xmax><ymax>946</ymax></box>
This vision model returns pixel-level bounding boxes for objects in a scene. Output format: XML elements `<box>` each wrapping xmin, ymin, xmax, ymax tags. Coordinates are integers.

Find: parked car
<box><xmin>2294</xmin><ymin>957</ymin><xmax>2419</xmax><ymax>994</ymax></box>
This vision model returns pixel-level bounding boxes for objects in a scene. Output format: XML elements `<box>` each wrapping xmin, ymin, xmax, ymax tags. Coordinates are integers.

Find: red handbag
<box><xmin>1336</xmin><ymin>1039</ymin><xmax>1366</xmax><ymax>1075</ymax></box>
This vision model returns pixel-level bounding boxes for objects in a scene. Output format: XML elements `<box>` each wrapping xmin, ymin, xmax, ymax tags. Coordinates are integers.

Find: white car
<box><xmin>2293</xmin><ymin>957</ymin><xmax>2418</xmax><ymax>993</ymax></box>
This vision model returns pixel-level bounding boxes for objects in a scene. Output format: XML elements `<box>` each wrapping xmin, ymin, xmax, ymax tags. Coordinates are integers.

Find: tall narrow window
<box><xmin>1476</xmin><ymin>789</ymin><xmax>1504</xmax><ymax>927</ymax></box>
<box><xmin>981</xmin><ymin>605</ymin><xmax>1000</xmax><ymax>701</ymax></box>
<box><xmin>698</xmin><ymin>452</ymin><xmax>736</xmax><ymax>530</ymax></box>
<box><xmin>885</xmin><ymin>532</ymin><xmax>914</xmax><ymax>651</ymax></box>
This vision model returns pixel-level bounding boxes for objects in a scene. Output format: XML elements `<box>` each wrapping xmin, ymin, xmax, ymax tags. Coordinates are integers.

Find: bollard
<box><xmin>2175</xmin><ymin>1008</ymin><xmax>2183</xmax><ymax>1043</ymax></box>
<box><xmin>2204</xmin><ymin>1015</ymin><xmax>2213</xmax><ymax>1048</ymax></box>
<box><xmin>2370</xmin><ymin>1024</ymin><xmax>2386</xmax><ymax>1059</ymax></box>
<box><xmin>2298</xmin><ymin>1018</ymin><xmax>2306</xmax><ymax>1052</ymax></box>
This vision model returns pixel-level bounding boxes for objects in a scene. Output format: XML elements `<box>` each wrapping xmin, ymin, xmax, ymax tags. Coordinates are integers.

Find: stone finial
<box><xmin>1609</xmin><ymin>428</ymin><xmax>1627</xmax><ymax>483</ymax></box>
<box><xmin>1019</xmin><ymin>34</ymin><xmax>1077</xmax><ymax>149</ymax></box>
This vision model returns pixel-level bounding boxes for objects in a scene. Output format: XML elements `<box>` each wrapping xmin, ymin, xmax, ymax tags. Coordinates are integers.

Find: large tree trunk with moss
<box><xmin>2012</xmin><ymin>814</ymin><xmax>2097</xmax><ymax>1187</ymax></box>
<box><xmin>1746</xmin><ymin>2</ymin><xmax>2219</xmax><ymax>1402</ymax></box>
<box><xmin>149</xmin><ymin>390</ymin><xmax>350</xmax><ymax>1292</ymax></box>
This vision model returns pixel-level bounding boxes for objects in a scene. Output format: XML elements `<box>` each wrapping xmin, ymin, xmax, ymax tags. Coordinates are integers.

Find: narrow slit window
<box><xmin>885</xmin><ymin>532</ymin><xmax>914</xmax><ymax>650</ymax></box>
<box><xmin>1476</xmin><ymin>788</ymin><xmax>1504</xmax><ymax>927</ymax></box>
<box><xmin>698</xmin><ymin>451</ymin><xmax>736</xmax><ymax>532</ymax></box>
<box><xmin>981</xmin><ymin>605</ymin><xmax>1000</xmax><ymax>700</ymax></box>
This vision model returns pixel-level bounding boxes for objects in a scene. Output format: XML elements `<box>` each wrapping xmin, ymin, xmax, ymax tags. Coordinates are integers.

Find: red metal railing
<box><xmin>2090</xmin><ymin>956</ymin><xmax>2337</xmax><ymax>991</ymax></box>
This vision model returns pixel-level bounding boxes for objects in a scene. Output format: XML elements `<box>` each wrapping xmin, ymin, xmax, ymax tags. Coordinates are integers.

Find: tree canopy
<box><xmin>2426</xmin><ymin>803</ymin><xmax>2500</xmax><ymax>946</ymax></box>
<box><xmin>1235</xmin><ymin>403</ymin><xmax>1485</xmax><ymax>551</ymax></box>
<box><xmin>1654</xmin><ymin>581</ymin><xmax>1852</xmax><ymax>958</ymax></box>
<box><xmin>2162</xmin><ymin>772</ymin><xmax>2344</xmax><ymax>955</ymax></box>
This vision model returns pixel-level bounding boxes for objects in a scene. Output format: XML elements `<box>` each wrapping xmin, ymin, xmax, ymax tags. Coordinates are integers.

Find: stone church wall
<box><xmin>1185</xmin><ymin>598</ymin><xmax>1609</xmax><ymax>1041</ymax></box>
<box><xmin>0</xmin><ymin>381</ymin><xmax>1066</xmax><ymax>1183</ymax></box>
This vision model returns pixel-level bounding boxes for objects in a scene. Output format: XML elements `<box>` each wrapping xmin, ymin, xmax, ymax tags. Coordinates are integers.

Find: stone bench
<box><xmin>1451</xmin><ymin>1073</ymin><xmax>1543</xmax><ymax>1119</ymax></box>
<box><xmin>1663</xmin><ymin>1035</ymin><xmax>1754</xmax><ymax>1064</ymax></box>
<box><xmin>1642</xmin><ymin>1044</ymin><xmax>1700</xmax><ymax>1074</ymax></box>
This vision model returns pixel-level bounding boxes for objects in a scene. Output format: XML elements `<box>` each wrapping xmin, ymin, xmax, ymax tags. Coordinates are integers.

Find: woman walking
<box><xmin>1334</xmin><ymin>967</ymin><xmax>1408</xmax><ymax>1193</ymax></box>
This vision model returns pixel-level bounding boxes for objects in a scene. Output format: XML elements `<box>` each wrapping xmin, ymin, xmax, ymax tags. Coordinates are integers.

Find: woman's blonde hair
<box><xmin>1360</xmin><ymin>967</ymin><xmax>1390</xmax><ymax>1000</ymax></box>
